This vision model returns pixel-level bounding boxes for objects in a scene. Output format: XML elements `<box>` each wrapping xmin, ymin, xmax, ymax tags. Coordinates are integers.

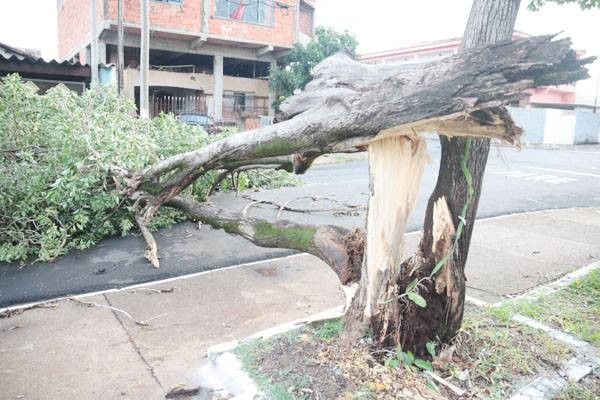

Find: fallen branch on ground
<box><xmin>239</xmin><ymin>195</ymin><xmax>366</xmax><ymax>218</ymax></box>
<box><xmin>69</xmin><ymin>297</ymin><xmax>166</xmax><ymax>326</ymax></box>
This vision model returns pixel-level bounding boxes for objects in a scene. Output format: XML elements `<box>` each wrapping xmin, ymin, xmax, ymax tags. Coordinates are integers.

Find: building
<box><xmin>56</xmin><ymin>0</ymin><xmax>316</xmax><ymax>125</ymax></box>
<box><xmin>360</xmin><ymin>32</ymin><xmax>577</xmax><ymax>107</ymax></box>
<box><xmin>0</xmin><ymin>41</ymin><xmax>90</xmax><ymax>94</ymax></box>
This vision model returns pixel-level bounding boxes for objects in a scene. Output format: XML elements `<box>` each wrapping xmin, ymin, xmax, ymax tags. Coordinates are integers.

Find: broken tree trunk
<box><xmin>120</xmin><ymin>33</ymin><xmax>593</xmax><ymax>352</ymax></box>
<box><xmin>343</xmin><ymin>0</ymin><xmax>528</xmax><ymax>353</ymax></box>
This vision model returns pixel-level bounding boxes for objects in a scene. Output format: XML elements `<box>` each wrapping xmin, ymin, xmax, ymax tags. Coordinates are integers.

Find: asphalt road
<box><xmin>1</xmin><ymin>141</ymin><xmax>600</xmax><ymax>307</ymax></box>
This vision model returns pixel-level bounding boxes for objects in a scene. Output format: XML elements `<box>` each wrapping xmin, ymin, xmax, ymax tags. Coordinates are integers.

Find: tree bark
<box><xmin>343</xmin><ymin>0</ymin><xmax>525</xmax><ymax>353</ymax></box>
<box><xmin>166</xmin><ymin>195</ymin><xmax>364</xmax><ymax>284</ymax></box>
<box><xmin>117</xmin><ymin>28</ymin><xmax>593</xmax><ymax>352</ymax></box>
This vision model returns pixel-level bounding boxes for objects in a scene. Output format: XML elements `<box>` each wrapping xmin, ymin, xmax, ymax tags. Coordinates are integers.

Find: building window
<box><xmin>215</xmin><ymin>0</ymin><xmax>274</xmax><ymax>25</ymax></box>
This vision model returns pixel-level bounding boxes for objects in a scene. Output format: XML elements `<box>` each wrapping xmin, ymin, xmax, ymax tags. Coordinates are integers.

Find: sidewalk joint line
<box><xmin>102</xmin><ymin>293</ymin><xmax>166</xmax><ymax>393</ymax></box>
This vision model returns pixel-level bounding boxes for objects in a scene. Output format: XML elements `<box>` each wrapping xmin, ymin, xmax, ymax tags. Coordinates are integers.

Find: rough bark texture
<box><xmin>345</xmin><ymin>0</ymin><xmax>527</xmax><ymax>353</ymax></box>
<box><xmin>422</xmin><ymin>0</ymin><xmax>522</xmax><ymax>340</ymax></box>
<box><xmin>116</xmin><ymin>26</ymin><xmax>594</xmax><ymax>352</ymax></box>
<box><xmin>166</xmin><ymin>196</ymin><xmax>364</xmax><ymax>284</ymax></box>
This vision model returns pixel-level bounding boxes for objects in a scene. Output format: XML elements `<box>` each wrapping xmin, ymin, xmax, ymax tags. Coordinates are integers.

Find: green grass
<box><xmin>452</xmin><ymin>307</ymin><xmax>572</xmax><ymax>399</ymax></box>
<box><xmin>312</xmin><ymin>319</ymin><xmax>344</xmax><ymax>339</ymax></box>
<box><xmin>494</xmin><ymin>267</ymin><xmax>600</xmax><ymax>347</ymax></box>
<box><xmin>233</xmin><ymin>334</ymin><xmax>309</xmax><ymax>400</ymax></box>
<box><xmin>552</xmin><ymin>379</ymin><xmax>600</xmax><ymax>400</ymax></box>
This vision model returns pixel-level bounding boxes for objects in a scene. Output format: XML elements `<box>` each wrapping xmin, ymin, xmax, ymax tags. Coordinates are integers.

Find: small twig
<box><xmin>242</xmin><ymin>195</ymin><xmax>365</xmax><ymax>218</ymax></box>
<box><xmin>0</xmin><ymin>325</ymin><xmax>23</xmax><ymax>332</ymax></box>
<box><xmin>129</xmin><ymin>287</ymin><xmax>175</xmax><ymax>295</ymax></box>
<box><xmin>242</xmin><ymin>199</ymin><xmax>269</xmax><ymax>217</ymax></box>
<box><xmin>424</xmin><ymin>371</ymin><xmax>466</xmax><ymax>397</ymax></box>
<box><xmin>69</xmin><ymin>297</ymin><xmax>165</xmax><ymax>326</ymax></box>
<box><xmin>207</xmin><ymin>170</ymin><xmax>230</xmax><ymax>197</ymax></box>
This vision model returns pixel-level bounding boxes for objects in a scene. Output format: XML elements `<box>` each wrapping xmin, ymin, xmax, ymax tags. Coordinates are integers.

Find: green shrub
<box><xmin>0</xmin><ymin>75</ymin><xmax>295</xmax><ymax>263</ymax></box>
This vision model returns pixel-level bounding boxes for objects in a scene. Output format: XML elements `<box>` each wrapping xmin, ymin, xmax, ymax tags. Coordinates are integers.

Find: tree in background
<box><xmin>528</xmin><ymin>0</ymin><xmax>600</xmax><ymax>10</ymax></box>
<box><xmin>269</xmin><ymin>26</ymin><xmax>358</xmax><ymax>108</ymax></box>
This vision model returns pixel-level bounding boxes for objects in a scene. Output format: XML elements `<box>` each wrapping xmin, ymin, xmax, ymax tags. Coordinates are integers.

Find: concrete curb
<box><xmin>198</xmin><ymin>306</ymin><xmax>345</xmax><ymax>399</ymax></box>
<box><xmin>202</xmin><ymin>260</ymin><xmax>600</xmax><ymax>400</ymax></box>
<box><xmin>497</xmin><ymin>260</ymin><xmax>600</xmax><ymax>306</ymax></box>
<box><xmin>468</xmin><ymin>261</ymin><xmax>600</xmax><ymax>400</ymax></box>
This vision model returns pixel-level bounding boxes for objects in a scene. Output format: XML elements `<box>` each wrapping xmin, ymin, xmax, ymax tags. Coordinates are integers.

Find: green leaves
<box><xmin>1</xmin><ymin>76</ymin><xmax>279</xmax><ymax>263</ymax></box>
<box><xmin>407</xmin><ymin>292</ymin><xmax>427</xmax><ymax>308</ymax></box>
<box><xmin>528</xmin><ymin>0</ymin><xmax>600</xmax><ymax>11</ymax></box>
<box><xmin>269</xmin><ymin>26</ymin><xmax>358</xmax><ymax>108</ymax></box>
<box><xmin>414</xmin><ymin>359</ymin><xmax>433</xmax><ymax>372</ymax></box>
<box><xmin>426</xmin><ymin>341</ymin><xmax>437</xmax><ymax>359</ymax></box>
<box><xmin>385</xmin><ymin>346</ymin><xmax>434</xmax><ymax>373</ymax></box>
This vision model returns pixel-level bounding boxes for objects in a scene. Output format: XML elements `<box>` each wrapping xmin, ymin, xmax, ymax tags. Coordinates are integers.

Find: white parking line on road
<box><xmin>523</xmin><ymin>166</ymin><xmax>600</xmax><ymax>179</ymax></box>
<box><xmin>489</xmin><ymin>169</ymin><xmax>579</xmax><ymax>184</ymax></box>
<box><xmin>566</xmin><ymin>150</ymin><xmax>600</xmax><ymax>155</ymax></box>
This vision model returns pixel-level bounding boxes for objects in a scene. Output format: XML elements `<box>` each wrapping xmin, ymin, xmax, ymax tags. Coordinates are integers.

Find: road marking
<box><xmin>566</xmin><ymin>150</ymin><xmax>600</xmax><ymax>155</ymax></box>
<box><xmin>490</xmin><ymin>169</ymin><xmax>579</xmax><ymax>185</ymax></box>
<box><xmin>523</xmin><ymin>166</ymin><xmax>600</xmax><ymax>179</ymax></box>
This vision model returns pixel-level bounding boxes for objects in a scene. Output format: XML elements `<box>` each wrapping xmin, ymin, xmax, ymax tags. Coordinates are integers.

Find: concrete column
<box><xmin>98</xmin><ymin>40</ymin><xmax>107</xmax><ymax>65</ymax></box>
<box><xmin>140</xmin><ymin>0</ymin><xmax>150</xmax><ymax>118</ymax></box>
<box><xmin>201</xmin><ymin>0</ymin><xmax>209</xmax><ymax>34</ymax></box>
<box><xmin>91</xmin><ymin>0</ymin><xmax>99</xmax><ymax>84</ymax></box>
<box><xmin>268</xmin><ymin>60</ymin><xmax>276</xmax><ymax>117</ymax></box>
<box><xmin>213</xmin><ymin>55</ymin><xmax>224</xmax><ymax>121</ymax></box>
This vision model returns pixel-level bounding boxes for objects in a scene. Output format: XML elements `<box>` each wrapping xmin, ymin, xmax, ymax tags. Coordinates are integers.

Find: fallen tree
<box><xmin>116</xmin><ymin>32</ymin><xmax>593</xmax><ymax>352</ymax></box>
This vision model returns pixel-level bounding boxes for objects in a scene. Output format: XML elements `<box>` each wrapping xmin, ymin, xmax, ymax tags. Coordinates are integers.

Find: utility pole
<box><xmin>90</xmin><ymin>0</ymin><xmax>99</xmax><ymax>84</ymax></box>
<box><xmin>140</xmin><ymin>0</ymin><xmax>150</xmax><ymax>118</ymax></box>
<box><xmin>117</xmin><ymin>0</ymin><xmax>125</xmax><ymax>94</ymax></box>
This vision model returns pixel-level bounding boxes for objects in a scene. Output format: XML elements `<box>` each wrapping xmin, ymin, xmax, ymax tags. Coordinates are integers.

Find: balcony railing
<box><xmin>150</xmin><ymin>94</ymin><xmax>270</xmax><ymax>121</ymax></box>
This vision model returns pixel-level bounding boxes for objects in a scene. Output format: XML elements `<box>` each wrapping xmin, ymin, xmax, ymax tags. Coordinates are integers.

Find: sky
<box><xmin>0</xmin><ymin>0</ymin><xmax>598</xmax><ymax>104</ymax></box>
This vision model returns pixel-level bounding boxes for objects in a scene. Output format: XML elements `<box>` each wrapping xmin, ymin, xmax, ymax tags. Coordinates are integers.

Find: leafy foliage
<box><xmin>384</xmin><ymin>344</ymin><xmax>434</xmax><ymax>372</ymax></box>
<box><xmin>0</xmin><ymin>76</ymin><xmax>294</xmax><ymax>263</ymax></box>
<box><xmin>528</xmin><ymin>0</ymin><xmax>600</xmax><ymax>10</ymax></box>
<box><xmin>269</xmin><ymin>26</ymin><xmax>358</xmax><ymax>108</ymax></box>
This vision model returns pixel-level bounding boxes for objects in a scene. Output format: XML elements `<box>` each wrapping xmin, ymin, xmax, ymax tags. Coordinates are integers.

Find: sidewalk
<box><xmin>1</xmin><ymin>208</ymin><xmax>598</xmax><ymax>399</ymax></box>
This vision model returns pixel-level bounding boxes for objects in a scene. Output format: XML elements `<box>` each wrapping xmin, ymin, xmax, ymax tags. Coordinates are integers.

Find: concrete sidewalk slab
<box><xmin>102</xmin><ymin>255</ymin><xmax>344</xmax><ymax>394</ymax></box>
<box><xmin>0</xmin><ymin>295</ymin><xmax>164</xmax><ymax>400</ymax></box>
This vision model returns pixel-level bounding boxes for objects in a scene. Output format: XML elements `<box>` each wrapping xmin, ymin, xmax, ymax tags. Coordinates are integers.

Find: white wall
<box><xmin>543</xmin><ymin>109</ymin><xmax>576</xmax><ymax>145</ymax></box>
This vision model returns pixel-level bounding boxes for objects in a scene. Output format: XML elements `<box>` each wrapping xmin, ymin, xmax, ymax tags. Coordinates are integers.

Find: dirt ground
<box><xmin>234</xmin><ymin>306</ymin><xmax>578</xmax><ymax>400</ymax></box>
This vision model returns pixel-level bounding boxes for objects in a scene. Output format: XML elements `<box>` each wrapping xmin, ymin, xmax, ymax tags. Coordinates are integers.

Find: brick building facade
<box><xmin>56</xmin><ymin>0</ymin><xmax>315</xmax><ymax>123</ymax></box>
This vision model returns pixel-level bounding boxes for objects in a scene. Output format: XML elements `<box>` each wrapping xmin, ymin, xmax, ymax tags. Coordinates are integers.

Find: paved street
<box><xmin>215</xmin><ymin>140</ymin><xmax>600</xmax><ymax>231</ymax></box>
<box><xmin>1</xmin><ymin>142</ymin><xmax>599</xmax><ymax>307</ymax></box>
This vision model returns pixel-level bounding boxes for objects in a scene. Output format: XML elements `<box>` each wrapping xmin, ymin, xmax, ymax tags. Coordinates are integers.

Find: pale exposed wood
<box><xmin>345</xmin><ymin>133</ymin><xmax>428</xmax><ymax>343</ymax></box>
<box><xmin>431</xmin><ymin>197</ymin><xmax>461</xmax><ymax>317</ymax></box>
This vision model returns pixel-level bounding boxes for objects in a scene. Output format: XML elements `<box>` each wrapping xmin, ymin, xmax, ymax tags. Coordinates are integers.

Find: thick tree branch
<box><xmin>166</xmin><ymin>196</ymin><xmax>363</xmax><ymax>284</ymax></box>
<box><xmin>134</xmin><ymin>36</ymin><xmax>591</xmax><ymax>189</ymax></box>
<box><xmin>125</xmin><ymin>35</ymin><xmax>593</xmax><ymax>269</ymax></box>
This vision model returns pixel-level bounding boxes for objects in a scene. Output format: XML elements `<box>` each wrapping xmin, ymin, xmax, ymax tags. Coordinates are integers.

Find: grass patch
<box><xmin>228</xmin><ymin>307</ymin><xmax>574</xmax><ymax>399</ymax></box>
<box><xmin>447</xmin><ymin>306</ymin><xmax>572</xmax><ymax>399</ymax></box>
<box><xmin>312</xmin><ymin>319</ymin><xmax>344</xmax><ymax>339</ymax></box>
<box><xmin>494</xmin><ymin>267</ymin><xmax>600</xmax><ymax>348</ymax></box>
<box><xmin>552</xmin><ymin>374</ymin><xmax>600</xmax><ymax>400</ymax></box>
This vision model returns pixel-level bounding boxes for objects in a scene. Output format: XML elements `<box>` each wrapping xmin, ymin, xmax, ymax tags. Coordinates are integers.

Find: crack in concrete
<box><xmin>103</xmin><ymin>294</ymin><xmax>166</xmax><ymax>393</ymax></box>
